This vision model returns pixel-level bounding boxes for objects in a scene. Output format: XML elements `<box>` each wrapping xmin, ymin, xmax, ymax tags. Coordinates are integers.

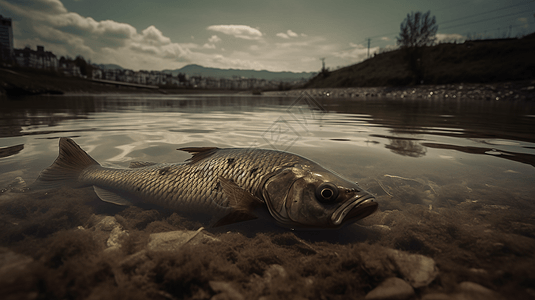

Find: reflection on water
<box><xmin>1</xmin><ymin>94</ymin><xmax>535</xmax><ymax>211</ymax></box>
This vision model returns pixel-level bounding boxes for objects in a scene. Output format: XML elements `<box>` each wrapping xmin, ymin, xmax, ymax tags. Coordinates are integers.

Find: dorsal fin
<box><xmin>177</xmin><ymin>147</ymin><xmax>219</xmax><ymax>163</ymax></box>
<box><xmin>129</xmin><ymin>161</ymin><xmax>158</xmax><ymax>168</ymax></box>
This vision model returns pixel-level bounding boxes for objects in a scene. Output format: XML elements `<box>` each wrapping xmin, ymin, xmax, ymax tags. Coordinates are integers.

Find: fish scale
<box><xmin>78</xmin><ymin>148</ymin><xmax>300</xmax><ymax>216</ymax></box>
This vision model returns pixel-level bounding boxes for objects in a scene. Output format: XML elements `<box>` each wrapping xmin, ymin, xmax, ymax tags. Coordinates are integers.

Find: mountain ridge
<box><xmin>95</xmin><ymin>63</ymin><xmax>314</xmax><ymax>81</ymax></box>
<box><xmin>164</xmin><ymin>64</ymin><xmax>315</xmax><ymax>81</ymax></box>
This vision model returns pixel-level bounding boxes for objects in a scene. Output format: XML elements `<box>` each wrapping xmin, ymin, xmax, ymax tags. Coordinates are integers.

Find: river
<box><xmin>1</xmin><ymin>93</ymin><xmax>534</xmax><ymax>299</ymax></box>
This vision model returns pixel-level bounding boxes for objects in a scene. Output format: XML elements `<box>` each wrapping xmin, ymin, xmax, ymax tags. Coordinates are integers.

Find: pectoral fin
<box><xmin>212</xmin><ymin>210</ymin><xmax>257</xmax><ymax>227</ymax></box>
<box><xmin>212</xmin><ymin>176</ymin><xmax>264</xmax><ymax>227</ymax></box>
<box><xmin>218</xmin><ymin>176</ymin><xmax>263</xmax><ymax>212</ymax></box>
<box><xmin>93</xmin><ymin>186</ymin><xmax>133</xmax><ymax>206</ymax></box>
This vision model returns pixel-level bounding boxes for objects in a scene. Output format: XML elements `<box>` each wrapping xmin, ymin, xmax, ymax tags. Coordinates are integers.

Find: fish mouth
<box><xmin>331</xmin><ymin>194</ymin><xmax>378</xmax><ymax>227</ymax></box>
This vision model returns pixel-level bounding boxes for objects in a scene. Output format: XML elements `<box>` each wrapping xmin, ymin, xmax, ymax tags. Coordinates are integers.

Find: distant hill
<box><xmin>163</xmin><ymin>64</ymin><xmax>315</xmax><ymax>81</ymax></box>
<box><xmin>305</xmin><ymin>35</ymin><xmax>535</xmax><ymax>88</ymax></box>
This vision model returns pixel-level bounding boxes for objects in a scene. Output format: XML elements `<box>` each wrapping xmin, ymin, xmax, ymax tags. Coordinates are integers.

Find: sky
<box><xmin>1</xmin><ymin>0</ymin><xmax>534</xmax><ymax>72</ymax></box>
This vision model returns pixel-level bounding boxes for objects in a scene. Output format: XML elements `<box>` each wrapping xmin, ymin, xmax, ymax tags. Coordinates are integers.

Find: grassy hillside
<box><xmin>305</xmin><ymin>35</ymin><xmax>535</xmax><ymax>88</ymax></box>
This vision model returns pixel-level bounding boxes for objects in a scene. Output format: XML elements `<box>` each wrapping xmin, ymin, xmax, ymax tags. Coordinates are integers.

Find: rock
<box><xmin>107</xmin><ymin>226</ymin><xmax>127</xmax><ymax>248</ymax></box>
<box><xmin>263</xmin><ymin>264</ymin><xmax>288</xmax><ymax>283</ymax></box>
<box><xmin>91</xmin><ymin>215</ymin><xmax>128</xmax><ymax>249</ymax></box>
<box><xmin>457</xmin><ymin>281</ymin><xmax>503</xmax><ymax>299</ymax></box>
<box><xmin>209</xmin><ymin>281</ymin><xmax>244</xmax><ymax>300</ymax></box>
<box><xmin>386</xmin><ymin>249</ymin><xmax>438</xmax><ymax>288</ymax></box>
<box><xmin>421</xmin><ymin>293</ymin><xmax>452</xmax><ymax>300</ymax></box>
<box><xmin>365</xmin><ymin>277</ymin><xmax>414</xmax><ymax>300</ymax></box>
<box><xmin>93</xmin><ymin>215</ymin><xmax>120</xmax><ymax>231</ymax></box>
<box><xmin>147</xmin><ymin>227</ymin><xmax>219</xmax><ymax>251</ymax></box>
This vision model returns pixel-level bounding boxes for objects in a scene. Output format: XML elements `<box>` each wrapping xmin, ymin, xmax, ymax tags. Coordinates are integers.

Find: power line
<box><xmin>440</xmin><ymin>1</ymin><xmax>534</xmax><ymax>25</ymax></box>
<box><xmin>325</xmin><ymin>1</ymin><xmax>535</xmax><ymax>61</ymax></box>
<box><xmin>441</xmin><ymin>10</ymin><xmax>530</xmax><ymax>31</ymax></box>
<box><xmin>365</xmin><ymin>5</ymin><xmax>532</xmax><ymax>41</ymax></box>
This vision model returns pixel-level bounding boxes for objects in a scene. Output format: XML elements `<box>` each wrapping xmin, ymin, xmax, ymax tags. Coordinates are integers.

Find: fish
<box><xmin>32</xmin><ymin>138</ymin><xmax>378</xmax><ymax>229</ymax></box>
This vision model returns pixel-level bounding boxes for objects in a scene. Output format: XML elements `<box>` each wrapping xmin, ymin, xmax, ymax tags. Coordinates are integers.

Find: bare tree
<box><xmin>397</xmin><ymin>11</ymin><xmax>438</xmax><ymax>84</ymax></box>
<box><xmin>397</xmin><ymin>11</ymin><xmax>438</xmax><ymax>48</ymax></box>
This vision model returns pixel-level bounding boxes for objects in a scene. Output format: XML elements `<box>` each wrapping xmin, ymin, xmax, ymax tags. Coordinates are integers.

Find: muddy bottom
<box><xmin>1</xmin><ymin>186</ymin><xmax>534</xmax><ymax>300</ymax></box>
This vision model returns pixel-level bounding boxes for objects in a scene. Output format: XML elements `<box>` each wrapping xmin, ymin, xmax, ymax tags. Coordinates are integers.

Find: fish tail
<box><xmin>32</xmin><ymin>138</ymin><xmax>100</xmax><ymax>190</ymax></box>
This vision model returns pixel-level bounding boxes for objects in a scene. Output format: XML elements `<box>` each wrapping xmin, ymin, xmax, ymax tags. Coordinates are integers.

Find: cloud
<box><xmin>208</xmin><ymin>35</ymin><xmax>222</xmax><ymax>43</ymax></box>
<box><xmin>276</xmin><ymin>29</ymin><xmax>301</xmax><ymax>39</ymax></box>
<box><xmin>435</xmin><ymin>33</ymin><xmax>465</xmax><ymax>43</ymax></box>
<box><xmin>202</xmin><ymin>35</ymin><xmax>222</xmax><ymax>49</ymax></box>
<box><xmin>333</xmin><ymin>43</ymin><xmax>379</xmax><ymax>62</ymax></box>
<box><xmin>287</xmin><ymin>30</ymin><xmax>298</xmax><ymax>37</ymax></box>
<box><xmin>0</xmin><ymin>0</ymin><xmax>197</xmax><ymax>70</ymax></box>
<box><xmin>380</xmin><ymin>37</ymin><xmax>390</xmax><ymax>41</ymax></box>
<box><xmin>207</xmin><ymin>25</ymin><xmax>262</xmax><ymax>40</ymax></box>
<box><xmin>0</xmin><ymin>0</ymin><xmax>361</xmax><ymax>72</ymax></box>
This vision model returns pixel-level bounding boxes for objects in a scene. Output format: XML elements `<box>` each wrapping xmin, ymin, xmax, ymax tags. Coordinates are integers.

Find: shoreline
<box><xmin>265</xmin><ymin>80</ymin><xmax>535</xmax><ymax>101</ymax></box>
<box><xmin>2</xmin><ymin>67</ymin><xmax>534</xmax><ymax>100</ymax></box>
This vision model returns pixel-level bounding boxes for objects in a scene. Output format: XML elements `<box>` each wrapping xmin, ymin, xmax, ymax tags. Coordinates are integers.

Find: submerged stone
<box><xmin>365</xmin><ymin>277</ymin><xmax>414</xmax><ymax>300</ymax></box>
<box><xmin>457</xmin><ymin>281</ymin><xmax>503</xmax><ymax>299</ymax></box>
<box><xmin>209</xmin><ymin>281</ymin><xmax>244</xmax><ymax>300</ymax></box>
<box><xmin>90</xmin><ymin>215</ymin><xmax>128</xmax><ymax>249</ymax></box>
<box><xmin>421</xmin><ymin>293</ymin><xmax>452</xmax><ymax>300</ymax></box>
<box><xmin>93</xmin><ymin>215</ymin><xmax>120</xmax><ymax>231</ymax></box>
<box><xmin>147</xmin><ymin>228</ymin><xmax>219</xmax><ymax>251</ymax></box>
<box><xmin>386</xmin><ymin>249</ymin><xmax>438</xmax><ymax>288</ymax></box>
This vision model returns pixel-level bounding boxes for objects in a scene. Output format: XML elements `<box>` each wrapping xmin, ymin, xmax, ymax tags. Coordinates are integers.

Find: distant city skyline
<box><xmin>0</xmin><ymin>0</ymin><xmax>534</xmax><ymax>72</ymax></box>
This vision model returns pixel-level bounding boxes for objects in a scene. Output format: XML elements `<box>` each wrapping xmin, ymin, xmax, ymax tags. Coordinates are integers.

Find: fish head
<box><xmin>262</xmin><ymin>163</ymin><xmax>377</xmax><ymax>229</ymax></box>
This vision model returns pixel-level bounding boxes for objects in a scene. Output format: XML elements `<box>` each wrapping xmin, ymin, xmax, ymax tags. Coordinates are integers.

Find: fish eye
<box><xmin>315</xmin><ymin>183</ymin><xmax>339</xmax><ymax>203</ymax></box>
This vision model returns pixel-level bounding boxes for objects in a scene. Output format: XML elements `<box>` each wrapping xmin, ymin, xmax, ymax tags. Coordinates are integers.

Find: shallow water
<box><xmin>1</xmin><ymin>94</ymin><xmax>534</xmax><ymax>208</ymax></box>
<box><xmin>1</xmin><ymin>93</ymin><xmax>535</xmax><ymax>299</ymax></box>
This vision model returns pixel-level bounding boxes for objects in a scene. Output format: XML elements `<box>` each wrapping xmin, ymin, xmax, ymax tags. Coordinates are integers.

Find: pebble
<box><xmin>386</xmin><ymin>249</ymin><xmax>439</xmax><ymax>288</ymax></box>
<box><xmin>264</xmin><ymin>81</ymin><xmax>535</xmax><ymax>101</ymax></box>
<box><xmin>365</xmin><ymin>277</ymin><xmax>414</xmax><ymax>300</ymax></box>
<box><xmin>209</xmin><ymin>281</ymin><xmax>244</xmax><ymax>300</ymax></box>
<box><xmin>91</xmin><ymin>215</ymin><xmax>128</xmax><ymax>249</ymax></box>
<box><xmin>421</xmin><ymin>293</ymin><xmax>452</xmax><ymax>300</ymax></box>
<box><xmin>147</xmin><ymin>227</ymin><xmax>219</xmax><ymax>251</ymax></box>
<box><xmin>457</xmin><ymin>281</ymin><xmax>502</xmax><ymax>299</ymax></box>
<box><xmin>263</xmin><ymin>264</ymin><xmax>288</xmax><ymax>283</ymax></box>
<box><xmin>93</xmin><ymin>215</ymin><xmax>121</xmax><ymax>231</ymax></box>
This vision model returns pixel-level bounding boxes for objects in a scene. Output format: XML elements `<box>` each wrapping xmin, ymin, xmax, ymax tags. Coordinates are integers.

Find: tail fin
<box><xmin>32</xmin><ymin>138</ymin><xmax>100</xmax><ymax>190</ymax></box>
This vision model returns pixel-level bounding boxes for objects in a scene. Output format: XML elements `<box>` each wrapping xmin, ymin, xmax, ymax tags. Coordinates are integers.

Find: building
<box><xmin>14</xmin><ymin>45</ymin><xmax>58</xmax><ymax>70</ymax></box>
<box><xmin>0</xmin><ymin>15</ymin><xmax>14</xmax><ymax>61</ymax></box>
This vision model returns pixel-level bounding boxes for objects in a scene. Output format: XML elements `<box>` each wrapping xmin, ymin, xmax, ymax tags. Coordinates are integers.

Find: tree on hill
<box><xmin>397</xmin><ymin>11</ymin><xmax>438</xmax><ymax>84</ymax></box>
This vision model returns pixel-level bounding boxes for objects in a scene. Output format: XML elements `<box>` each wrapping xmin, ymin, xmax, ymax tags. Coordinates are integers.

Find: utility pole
<box><xmin>320</xmin><ymin>57</ymin><xmax>325</xmax><ymax>72</ymax></box>
<box><xmin>367</xmin><ymin>38</ymin><xmax>371</xmax><ymax>59</ymax></box>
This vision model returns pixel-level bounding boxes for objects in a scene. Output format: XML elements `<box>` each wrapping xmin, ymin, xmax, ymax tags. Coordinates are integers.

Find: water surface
<box><xmin>1</xmin><ymin>93</ymin><xmax>534</xmax><ymax>214</ymax></box>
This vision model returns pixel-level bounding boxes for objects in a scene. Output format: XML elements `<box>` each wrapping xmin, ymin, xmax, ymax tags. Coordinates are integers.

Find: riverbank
<box><xmin>2</xmin><ymin>67</ymin><xmax>534</xmax><ymax>101</ymax></box>
<box><xmin>265</xmin><ymin>80</ymin><xmax>535</xmax><ymax>101</ymax></box>
<box><xmin>0</xmin><ymin>68</ymin><xmax>241</xmax><ymax>96</ymax></box>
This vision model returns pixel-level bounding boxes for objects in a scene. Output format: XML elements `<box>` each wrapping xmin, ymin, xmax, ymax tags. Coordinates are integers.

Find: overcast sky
<box><xmin>1</xmin><ymin>0</ymin><xmax>533</xmax><ymax>72</ymax></box>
